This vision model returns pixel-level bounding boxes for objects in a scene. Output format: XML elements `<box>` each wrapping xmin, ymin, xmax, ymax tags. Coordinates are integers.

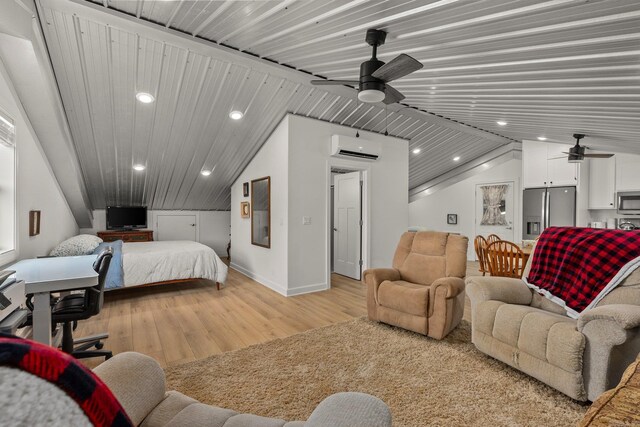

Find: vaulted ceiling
<box><xmin>37</xmin><ymin>0</ymin><xmax>640</xmax><ymax>210</ymax></box>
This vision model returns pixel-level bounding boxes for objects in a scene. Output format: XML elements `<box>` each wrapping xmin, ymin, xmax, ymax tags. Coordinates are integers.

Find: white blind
<box><xmin>0</xmin><ymin>111</ymin><xmax>15</xmax><ymax>148</ymax></box>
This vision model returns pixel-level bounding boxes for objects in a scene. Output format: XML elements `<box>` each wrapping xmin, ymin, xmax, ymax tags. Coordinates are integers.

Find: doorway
<box><xmin>156</xmin><ymin>214</ymin><xmax>198</xmax><ymax>241</ymax></box>
<box><xmin>474</xmin><ymin>181</ymin><xmax>516</xmax><ymax>243</ymax></box>
<box><xmin>331</xmin><ymin>168</ymin><xmax>363</xmax><ymax>280</ymax></box>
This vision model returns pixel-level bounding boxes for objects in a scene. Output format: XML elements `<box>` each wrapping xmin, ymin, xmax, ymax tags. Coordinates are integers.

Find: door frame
<box><xmin>326</xmin><ymin>158</ymin><xmax>371</xmax><ymax>287</ymax></box>
<box><xmin>473</xmin><ymin>179</ymin><xmax>521</xmax><ymax>256</ymax></box>
<box><xmin>152</xmin><ymin>211</ymin><xmax>200</xmax><ymax>241</ymax></box>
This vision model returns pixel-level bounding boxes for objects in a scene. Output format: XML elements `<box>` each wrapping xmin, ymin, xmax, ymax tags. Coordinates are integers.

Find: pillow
<box><xmin>49</xmin><ymin>235</ymin><xmax>103</xmax><ymax>257</ymax></box>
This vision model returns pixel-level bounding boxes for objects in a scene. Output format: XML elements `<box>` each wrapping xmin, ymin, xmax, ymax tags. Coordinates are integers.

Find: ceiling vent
<box><xmin>330</xmin><ymin>135</ymin><xmax>381</xmax><ymax>161</ymax></box>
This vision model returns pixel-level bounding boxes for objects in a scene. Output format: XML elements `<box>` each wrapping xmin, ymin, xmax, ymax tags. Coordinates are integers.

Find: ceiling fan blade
<box><xmin>310</xmin><ymin>79</ymin><xmax>359</xmax><ymax>86</ymax></box>
<box><xmin>549</xmin><ymin>156</ymin><xmax>567</xmax><ymax>160</ymax></box>
<box><xmin>383</xmin><ymin>84</ymin><xmax>405</xmax><ymax>105</ymax></box>
<box><xmin>583</xmin><ymin>153</ymin><xmax>614</xmax><ymax>158</ymax></box>
<box><xmin>371</xmin><ymin>53</ymin><xmax>423</xmax><ymax>82</ymax></box>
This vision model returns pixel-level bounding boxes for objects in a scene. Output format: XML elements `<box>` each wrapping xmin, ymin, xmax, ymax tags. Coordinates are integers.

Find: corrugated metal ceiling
<box><xmin>38</xmin><ymin>0</ymin><xmax>640</xmax><ymax>210</ymax></box>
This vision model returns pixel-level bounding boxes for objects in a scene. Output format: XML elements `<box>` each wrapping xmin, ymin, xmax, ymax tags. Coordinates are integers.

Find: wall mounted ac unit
<box><xmin>330</xmin><ymin>135</ymin><xmax>381</xmax><ymax>161</ymax></box>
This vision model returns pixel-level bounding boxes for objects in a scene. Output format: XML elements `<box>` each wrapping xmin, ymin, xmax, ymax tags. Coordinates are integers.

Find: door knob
<box><xmin>190</xmin><ymin>224</ymin><xmax>196</xmax><ymax>226</ymax></box>
<box><xmin>333</xmin><ymin>227</ymin><xmax>338</xmax><ymax>232</ymax></box>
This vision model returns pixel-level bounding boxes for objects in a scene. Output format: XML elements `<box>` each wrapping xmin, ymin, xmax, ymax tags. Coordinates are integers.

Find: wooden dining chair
<box><xmin>486</xmin><ymin>240</ymin><xmax>526</xmax><ymax>278</ymax></box>
<box><xmin>486</xmin><ymin>234</ymin><xmax>501</xmax><ymax>245</ymax></box>
<box><xmin>474</xmin><ymin>235</ymin><xmax>490</xmax><ymax>276</ymax></box>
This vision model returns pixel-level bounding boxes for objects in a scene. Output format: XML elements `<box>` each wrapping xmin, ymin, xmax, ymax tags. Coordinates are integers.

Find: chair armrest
<box><xmin>305</xmin><ymin>392</ymin><xmax>392</xmax><ymax>427</ymax></box>
<box><xmin>430</xmin><ymin>277</ymin><xmax>465</xmax><ymax>299</ymax></box>
<box><xmin>93</xmin><ymin>352</ymin><xmax>166</xmax><ymax>426</ymax></box>
<box><xmin>578</xmin><ymin>304</ymin><xmax>640</xmax><ymax>331</ymax></box>
<box><xmin>465</xmin><ymin>276</ymin><xmax>533</xmax><ymax>305</ymax></box>
<box><xmin>362</xmin><ymin>268</ymin><xmax>401</xmax><ymax>286</ymax></box>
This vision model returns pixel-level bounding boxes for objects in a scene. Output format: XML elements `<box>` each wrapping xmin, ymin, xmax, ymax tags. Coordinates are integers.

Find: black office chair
<box><xmin>50</xmin><ymin>248</ymin><xmax>113</xmax><ymax>360</ymax></box>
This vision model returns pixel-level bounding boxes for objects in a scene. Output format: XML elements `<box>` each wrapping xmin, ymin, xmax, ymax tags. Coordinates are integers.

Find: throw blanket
<box><xmin>93</xmin><ymin>240</ymin><xmax>124</xmax><ymax>290</ymax></box>
<box><xmin>525</xmin><ymin>227</ymin><xmax>640</xmax><ymax>318</ymax></box>
<box><xmin>0</xmin><ymin>333</ymin><xmax>132</xmax><ymax>426</ymax></box>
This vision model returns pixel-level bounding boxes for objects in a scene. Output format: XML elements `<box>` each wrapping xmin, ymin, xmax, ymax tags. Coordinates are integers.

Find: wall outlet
<box><xmin>302</xmin><ymin>216</ymin><xmax>312</xmax><ymax>225</ymax></box>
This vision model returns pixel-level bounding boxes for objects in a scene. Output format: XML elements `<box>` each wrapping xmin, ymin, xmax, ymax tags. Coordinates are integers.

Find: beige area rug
<box><xmin>165</xmin><ymin>318</ymin><xmax>588</xmax><ymax>426</ymax></box>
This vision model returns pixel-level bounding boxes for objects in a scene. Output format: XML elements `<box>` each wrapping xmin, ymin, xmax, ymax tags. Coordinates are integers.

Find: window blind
<box><xmin>0</xmin><ymin>111</ymin><xmax>15</xmax><ymax>148</ymax></box>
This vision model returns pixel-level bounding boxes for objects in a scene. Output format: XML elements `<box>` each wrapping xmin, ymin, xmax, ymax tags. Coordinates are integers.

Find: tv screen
<box><xmin>106</xmin><ymin>206</ymin><xmax>147</xmax><ymax>230</ymax></box>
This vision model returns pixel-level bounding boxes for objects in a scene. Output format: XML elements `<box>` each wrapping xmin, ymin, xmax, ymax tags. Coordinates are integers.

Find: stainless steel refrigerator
<box><xmin>523</xmin><ymin>186</ymin><xmax>576</xmax><ymax>240</ymax></box>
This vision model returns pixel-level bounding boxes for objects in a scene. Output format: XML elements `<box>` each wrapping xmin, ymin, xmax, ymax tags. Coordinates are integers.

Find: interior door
<box><xmin>475</xmin><ymin>181</ymin><xmax>515</xmax><ymax>244</ymax></box>
<box><xmin>156</xmin><ymin>215</ymin><xmax>197</xmax><ymax>241</ymax></box>
<box><xmin>333</xmin><ymin>171</ymin><xmax>361</xmax><ymax>280</ymax></box>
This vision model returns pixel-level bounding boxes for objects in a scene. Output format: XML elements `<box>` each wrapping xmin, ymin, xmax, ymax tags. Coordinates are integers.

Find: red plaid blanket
<box><xmin>527</xmin><ymin>227</ymin><xmax>640</xmax><ymax>314</ymax></box>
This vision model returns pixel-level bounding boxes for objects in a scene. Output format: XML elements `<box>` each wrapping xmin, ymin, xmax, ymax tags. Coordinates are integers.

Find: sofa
<box><xmin>467</xmin><ymin>244</ymin><xmax>640</xmax><ymax>401</ymax></box>
<box><xmin>0</xmin><ymin>350</ymin><xmax>392</xmax><ymax>427</ymax></box>
<box><xmin>364</xmin><ymin>231</ymin><xmax>468</xmax><ymax>340</ymax></box>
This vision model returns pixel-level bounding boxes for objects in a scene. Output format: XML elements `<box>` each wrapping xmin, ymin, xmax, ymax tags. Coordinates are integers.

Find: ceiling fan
<box><xmin>310</xmin><ymin>29</ymin><xmax>423</xmax><ymax>105</ymax></box>
<box><xmin>560</xmin><ymin>134</ymin><xmax>614</xmax><ymax>163</ymax></box>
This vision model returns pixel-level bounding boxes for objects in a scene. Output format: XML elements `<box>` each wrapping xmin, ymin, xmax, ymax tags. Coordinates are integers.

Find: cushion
<box><xmin>378</xmin><ymin>280</ymin><xmax>429</xmax><ymax>316</ymax></box>
<box><xmin>49</xmin><ymin>234</ymin><xmax>103</xmax><ymax>257</ymax></box>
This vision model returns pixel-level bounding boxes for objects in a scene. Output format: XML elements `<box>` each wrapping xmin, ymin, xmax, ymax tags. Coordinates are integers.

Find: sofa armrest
<box><xmin>305</xmin><ymin>392</ymin><xmax>392</xmax><ymax>427</ymax></box>
<box><xmin>465</xmin><ymin>276</ymin><xmax>533</xmax><ymax>305</ymax></box>
<box><xmin>578</xmin><ymin>304</ymin><xmax>640</xmax><ymax>331</ymax></box>
<box><xmin>93</xmin><ymin>352</ymin><xmax>166</xmax><ymax>426</ymax></box>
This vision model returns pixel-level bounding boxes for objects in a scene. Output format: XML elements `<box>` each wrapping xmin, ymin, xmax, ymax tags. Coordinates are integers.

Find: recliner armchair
<box><xmin>364</xmin><ymin>231</ymin><xmax>469</xmax><ymax>340</ymax></box>
<box><xmin>467</xmin><ymin>245</ymin><xmax>640</xmax><ymax>401</ymax></box>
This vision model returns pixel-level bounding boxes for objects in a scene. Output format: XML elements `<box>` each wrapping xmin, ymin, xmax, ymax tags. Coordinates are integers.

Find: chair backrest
<box><xmin>392</xmin><ymin>231</ymin><xmax>468</xmax><ymax>285</ymax></box>
<box><xmin>486</xmin><ymin>240</ymin><xmax>525</xmax><ymax>278</ymax></box>
<box><xmin>486</xmin><ymin>234</ymin><xmax>501</xmax><ymax>245</ymax></box>
<box><xmin>87</xmin><ymin>248</ymin><xmax>113</xmax><ymax>315</ymax></box>
<box><xmin>474</xmin><ymin>235</ymin><xmax>489</xmax><ymax>274</ymax></box>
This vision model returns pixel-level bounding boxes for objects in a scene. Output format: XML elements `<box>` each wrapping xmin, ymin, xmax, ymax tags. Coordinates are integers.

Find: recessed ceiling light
<box><xmin>430</xmin><ymin>86</ymin><xmax>436</xmax><ymax>90</ymax></box>
<box><xmin>135</xmin><ymin>92</ymin><xmax>155</xmax><ymax>103</ymax></box>
<box><xmin>412</xmin><ymin>148</ymin><xmax>421</xmax><ymax>154</ymax></box>
<box><xmin>537</xmin><ymin>136</ymin><xmax>547</xmax><ymax>141</ymax></box>
<box><xmin>133</xmin><ymin>164</ymin><xmax>146</xmax><ymax>171</ymax></box>
<box><xmin>453</xmin><ymin>156</ymin><xmax>460</xmax><ymax>161</ymax></box>
<box><xmin>229</xmin><ymin>110</ymin><xmax>244</xmax><ymax>120</ymax></box>
<box><xmin>496</xmin><ymin>120</ymin><xmax>507</xmax><ymax>126</ymax></box>
<box><xmin>200</xmin><ymin>170</ymin><xmax>212</xmax><ymax>176</ymax></box>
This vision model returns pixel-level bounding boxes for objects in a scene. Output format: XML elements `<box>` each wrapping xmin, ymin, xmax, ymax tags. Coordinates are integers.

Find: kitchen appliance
<box><xmin>617</xmin><ymin>191</ymin><xmax>640</xmax><ymax>215</ymax></box>
<box><xmin>523</xmin><ymin>186</ymin><xmax>576</xmax><ymax>240</ymax></box>
<box><xmin>619</xmin><ymin>221</ymin><xmax>637</xmax><ymax>231</ymax></box>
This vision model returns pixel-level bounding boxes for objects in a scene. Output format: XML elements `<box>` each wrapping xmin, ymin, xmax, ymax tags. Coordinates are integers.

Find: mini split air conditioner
<box><xmin>330</xmin><ymin>135</ymin><xmax>381</xmax><ymax>161</ymax></box>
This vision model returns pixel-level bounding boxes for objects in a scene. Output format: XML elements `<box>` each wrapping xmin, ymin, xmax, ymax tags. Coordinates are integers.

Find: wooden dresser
<box><xmin>97</xmin><ymin>230</ymin><xmax>154</xmax><ymax>243</ymax></box>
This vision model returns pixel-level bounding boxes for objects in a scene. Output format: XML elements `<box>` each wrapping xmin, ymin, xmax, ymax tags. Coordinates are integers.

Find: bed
<box><xmin>94</xmin><ymin>240</ymin><xmax>228</xmax><ymax>290</ymax></box>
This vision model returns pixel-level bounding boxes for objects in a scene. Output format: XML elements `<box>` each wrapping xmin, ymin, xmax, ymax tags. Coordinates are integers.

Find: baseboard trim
<box><xmin>286</xmin><ymin>282</ymin><xmax>329</xmax><ymax>297</ymax></box>
<box><xmin>230</xmin><ymin>262</ymin><xmax>288</xmax><ymax>296</ymax></box>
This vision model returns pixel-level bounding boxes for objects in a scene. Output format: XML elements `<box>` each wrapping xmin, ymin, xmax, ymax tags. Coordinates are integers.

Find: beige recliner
<box><xmin>364</xmin><ymin>231</ymin><xmax>469</xmax><ymax>340</ymax></box>
<box><xmin>467</xmin><ymin>244</ymin><xmax>640</xmax><ymax>401</ymax></box>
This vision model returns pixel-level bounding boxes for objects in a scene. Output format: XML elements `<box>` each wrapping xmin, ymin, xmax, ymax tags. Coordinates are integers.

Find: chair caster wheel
<box><xmin>95</xmin><ymin>342</ymin><xmax>104</xmax><ymax>350</ymax></box>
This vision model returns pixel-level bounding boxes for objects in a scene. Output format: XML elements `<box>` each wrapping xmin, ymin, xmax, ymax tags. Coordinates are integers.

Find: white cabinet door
<box><xmin>522</xmin><ymin>140</ymin><xmax>548</xmax><ymax>188</ymax></box>
<box><xmin>546</xmin><ymin>143</ymin><xmax>578</xmax><ymax>187</ymax></box>
<box><xmin>616</xmin><ymin>154</ymin><xmax>640</xmax><ymax>192</ymax></box>
<box><xmin>156</xmin><ymin>215</ymin><xmax>197</xmax><ymax>241</ymax></box>
<box><xmin>589</xmin><ymin>157</ymin><xmax>616</xmax><ymax>209</ymax></box>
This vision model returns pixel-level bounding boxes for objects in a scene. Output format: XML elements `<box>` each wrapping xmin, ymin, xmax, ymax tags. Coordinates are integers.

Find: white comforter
<box><xmin>122</xmin><ymin>241</ymin><xmax>228</xmax><ymax>287</ymax></box>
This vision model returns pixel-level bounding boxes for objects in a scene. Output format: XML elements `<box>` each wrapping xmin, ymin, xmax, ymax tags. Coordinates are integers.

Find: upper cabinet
<box><xmin>523</xmin><ymin>140</ymin><xmax>578</xmax><ymax>188</ymax></box>
<box><xmin>589</xmin><ymin>157</ymin><xmax>616</xmax><ymax>209</ymax></box>
<box><xmin>616</xmin><ymin>154</ymin><xmax>640</xmax><ymax>192</ymax></box>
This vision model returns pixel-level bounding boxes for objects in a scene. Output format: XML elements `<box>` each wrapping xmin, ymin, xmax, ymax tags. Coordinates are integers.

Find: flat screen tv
<box><xmin>106</xmin><ymin>206</ymin><xmax>147</xmax><ymax>230</ymax></box>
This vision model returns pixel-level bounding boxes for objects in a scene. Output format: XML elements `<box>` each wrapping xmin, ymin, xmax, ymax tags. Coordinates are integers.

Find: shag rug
<box><xmin>165</xmin><ymin>318</ymin><xmax>588</xmax><ymax>426</ymax></box>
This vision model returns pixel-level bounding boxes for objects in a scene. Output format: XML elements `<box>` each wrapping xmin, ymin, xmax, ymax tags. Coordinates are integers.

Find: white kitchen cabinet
<box><xmin>616</xmin><ymin>154</ymin><xmax>640</xmax><ymax>192</ymax></box>
<box><xmin>523</xmin><ymin>141</ymin><xmax>577</xmax><ymax>188</ymax></box>
<box><xmin>589</xmin><ymin>157</ymin><xmax>616</xmax><ymax>209</ymax></box>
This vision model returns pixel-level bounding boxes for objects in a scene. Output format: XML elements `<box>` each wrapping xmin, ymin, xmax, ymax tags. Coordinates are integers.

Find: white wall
<box><xmin>230</xmin><ymin>116</ymin><xmax>289</xmax><ymax>293</ymax></box>
<box><xmin>231</xmin><ymin>114</ymin><xmax>408</xmax><ymax>296</ymax></box>
<box><xmin>409</xmin><ymin>159</ymin><xmax>522</xmax><ymax>260</ymax></box>
<box><xmin>80</xmin><ymin>209</ymin><xmax>230</xmax><ymax>255</ymax></box>
<box><xmin>0</xmin><ymin>60</ymin><xmax>78</xmax><ymax>263</ymax></box>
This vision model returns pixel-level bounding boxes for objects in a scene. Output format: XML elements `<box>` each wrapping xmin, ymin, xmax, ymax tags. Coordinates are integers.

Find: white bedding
<box><xmin>122</xmin><ymin>241</ymin><xmax>228</xmax><ymax>287</ymax></box>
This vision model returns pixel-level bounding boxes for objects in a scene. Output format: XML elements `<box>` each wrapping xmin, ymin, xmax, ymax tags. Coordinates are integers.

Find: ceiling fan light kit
<box><xmin>311</xmin><ymin>29</ymin><xmax>423</xmax><ymax>105</ymax></box>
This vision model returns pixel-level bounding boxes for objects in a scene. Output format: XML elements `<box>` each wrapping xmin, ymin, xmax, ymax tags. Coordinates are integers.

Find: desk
<box><xmin>10</xmin><ymin>255</ymin><xmax>98</xmax><ymax>345</ymax></box>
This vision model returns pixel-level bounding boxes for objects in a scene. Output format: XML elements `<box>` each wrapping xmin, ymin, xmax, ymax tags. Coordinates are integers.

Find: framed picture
<box><xmin>29</xmin><ymin>210</ymin><xmax>41</xmax><ymax>236</ymax></box>
<box><xmin>243</xmin><ymin>182</ymin><xmax>249</xmax><ymax>197</ymax></box>
<box><xmin>447</xmin><ymin>213</ymin><xmax>457</xmax><ymax>225</ymax></box>
<box><xmin>240</xmin><ymin>202</ymin><xmax>250</xmax><ymax>218</ymax></box>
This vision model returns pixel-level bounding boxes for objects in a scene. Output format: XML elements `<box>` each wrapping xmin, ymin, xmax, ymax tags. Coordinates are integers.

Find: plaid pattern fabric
<box><xmin>527</xmin><ymin>227</ymin><xmax>640</xmax><ymax>313</ymax></box>
<box><xmin>0</xmin><ymin>333</ymin><xmax>132</xmax><ymax>427</ymax></box>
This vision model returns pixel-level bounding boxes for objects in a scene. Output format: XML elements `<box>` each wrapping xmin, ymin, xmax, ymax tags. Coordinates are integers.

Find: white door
<box><xmin>475</xmin><ymin>181</ymin><xmax>515</xmax><ymax>244</ymax></box>
<box><xmin>156</xmin><ymin>215</ymin><xmax>197</xmax><ymax>241</ymax></box>
<box><xmin>333</xmin><ymin>171</ymin><xmax>361</xmax><ymax>280</ymax></box>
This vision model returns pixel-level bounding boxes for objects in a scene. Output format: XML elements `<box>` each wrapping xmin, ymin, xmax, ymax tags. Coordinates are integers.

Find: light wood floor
<box><xmin>80</xmin><ymin>261</ymin><xmax>481</xmax><ymax>368</ymax></box>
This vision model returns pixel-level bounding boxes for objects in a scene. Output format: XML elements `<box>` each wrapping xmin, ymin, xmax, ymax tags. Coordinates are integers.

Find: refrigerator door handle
<box><xmin>541</xmin><ymin>191</ymin><xmax>547</xmax><ymax>229</ymax></box>
<box><xmin>545</xmin><ymin>191</ymin><xmax>551</xmax><ymax>228</ymax></box>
